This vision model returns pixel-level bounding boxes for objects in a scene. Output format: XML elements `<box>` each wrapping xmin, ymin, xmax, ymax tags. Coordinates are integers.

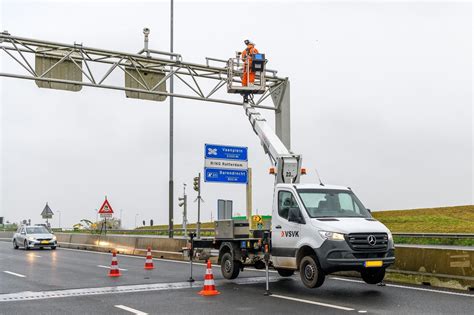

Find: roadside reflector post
<box><xmin>187</xmin><ymin>232</ymin><xmax>196</xmax><ymax>283</ymax></box>
<box><xmin>263</xmin><ymin>231</ymin><xmax>271</xmax><ymax>296</ymax></box>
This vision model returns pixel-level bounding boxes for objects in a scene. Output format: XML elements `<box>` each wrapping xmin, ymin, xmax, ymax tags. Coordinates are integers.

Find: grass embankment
<box><xmin>373</xmin><ymin>205</ymin><xmax>474</xmax><ymax>246</ymax></box>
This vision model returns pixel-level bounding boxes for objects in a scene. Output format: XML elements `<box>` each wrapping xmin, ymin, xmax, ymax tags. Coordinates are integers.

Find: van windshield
<box><xmin>297</xmin><ymin>189</ymin><xmax>371</xmax><ymax>218</ymax></box>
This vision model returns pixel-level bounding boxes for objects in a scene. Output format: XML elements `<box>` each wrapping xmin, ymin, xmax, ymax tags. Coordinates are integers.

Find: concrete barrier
<box><xmin>388</xmin><ymin>245</ymin><xmax>474</xmax><ymax>290</ymax></box>
<box><xmin>55</xmin><ymin>233</ymin><xmax>186</xmax><ymax>260</ymax></box>
<box><xmin>0</xmin><ymin>231</ymin><xmax>14</xmax><ymax>241</ymax></box>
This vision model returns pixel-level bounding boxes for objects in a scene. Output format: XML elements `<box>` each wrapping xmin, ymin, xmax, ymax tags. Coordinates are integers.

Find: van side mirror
<box><xmin>288</xmin><ymin>207</ymin><xmax>305</xmax><ymax>224</ymax></box>
<box><xmin>21</xmin><ymin>231</ymin><xmax>26</xmax><ymax>235</ymax></box>
<box><xmin>367</xmin><ymin>208</ymin><xmax>371</xmax><ymax>213</ymax></box>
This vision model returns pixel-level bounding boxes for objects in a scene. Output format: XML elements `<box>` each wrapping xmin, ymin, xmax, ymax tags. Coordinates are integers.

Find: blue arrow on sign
<box><xmin>204</xmin><ymin>168</ymin><xmax>248</xmax><ymax>184</ymax></box>
<box><xmin>205</xmin><ymin>144</ymin><xmax>248</xmax><ymax>161</ymax></box>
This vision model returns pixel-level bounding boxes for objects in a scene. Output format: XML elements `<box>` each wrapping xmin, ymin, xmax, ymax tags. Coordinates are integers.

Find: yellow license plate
<box><xmin>365</xmin><ymin>260</ymin><xmax>383</xmax><ymax>268</ymax></box>
<box><xmin>41</xmin><ymin>240</ymin><xmax>49</xmax><ymax>244</ymax></box>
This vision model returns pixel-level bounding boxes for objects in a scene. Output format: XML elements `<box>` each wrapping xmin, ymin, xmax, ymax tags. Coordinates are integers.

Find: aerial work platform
<box><xmin>226</xmin><ymin>54</ymin><xmax>267</xmax><ymax>95</ymax></box>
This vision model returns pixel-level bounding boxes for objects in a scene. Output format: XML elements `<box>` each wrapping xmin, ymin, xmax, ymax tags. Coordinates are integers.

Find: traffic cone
<box><xmin>144</xmin><ymin>247</ymin><xmax>154</xmax><ymax>270</ymax></box>
<box><xmin>108</xmin><ymin>250</ymin><xmax>121</xmax><ymax>277</ymax></box>
<box><xmin>198</xmin><ymin>260</ymin><xmax>220</xmax><ymax>296</ymax></box>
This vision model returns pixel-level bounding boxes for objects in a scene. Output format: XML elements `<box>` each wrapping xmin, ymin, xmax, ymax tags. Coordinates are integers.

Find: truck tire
<box><xmin>221</xmin><ymin>252</ymin><xmax>241</xmax><ymax>279</ymax></box>
<box><xmin>361</xmin><ymin>268</ymin><xmax>386</xmax><ymax>284</ymax></box>
<box><xmin>277</xmin><ymin>269</ymin><xmax>294</xmax><ymax>277</ymax></box>
<box><xmin>299</xmin><ymin>255</ymin><xmax>325</xmax><ymax>288</ymax></box>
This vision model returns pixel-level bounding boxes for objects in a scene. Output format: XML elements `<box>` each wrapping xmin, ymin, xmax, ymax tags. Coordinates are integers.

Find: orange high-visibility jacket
<box><xmin>241</xmin><ymin>45</ymin><xmax>259</xmax><ymax>71</ymax></box>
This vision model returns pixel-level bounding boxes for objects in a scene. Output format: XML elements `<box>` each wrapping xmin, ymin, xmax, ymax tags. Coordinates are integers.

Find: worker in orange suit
<box><xmin>241</xmin><ymin>39</ymin><xmax>259</xmax><ymax>86</ymax></box>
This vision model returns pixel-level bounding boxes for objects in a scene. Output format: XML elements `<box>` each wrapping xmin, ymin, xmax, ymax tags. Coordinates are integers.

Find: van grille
<box><xmin>346</xmin><ymin>233</ymin><xmax>388</xmax><ymax>251</ymax></box>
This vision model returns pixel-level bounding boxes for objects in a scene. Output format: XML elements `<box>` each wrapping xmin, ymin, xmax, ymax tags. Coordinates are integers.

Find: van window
<box><xmin>278</xmin><ymin>191</ymin><xmax>300</xmax><ymax>220</ymax></box>
<box><xmin>338</xmin><ymin>193</ymin><xmax>360</xmax><ymax>214</ymax></box>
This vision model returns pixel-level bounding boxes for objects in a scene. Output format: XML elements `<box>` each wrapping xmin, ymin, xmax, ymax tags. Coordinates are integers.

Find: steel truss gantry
<box><xmin>0</xmin><ymin>30</ymin><xmax>292</xmax><ymax>236</ymax></box>
<box><xmin>0</xmin><ymin>31</ymin><xmax>289</xmax><ymax>112</ymax></box>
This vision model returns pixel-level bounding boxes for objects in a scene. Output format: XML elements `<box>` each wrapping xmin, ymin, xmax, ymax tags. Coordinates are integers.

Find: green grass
<box><xmin>372</xmin><ymin>205</ymin><xmax>474</xmax><ymax>233</ymax></box>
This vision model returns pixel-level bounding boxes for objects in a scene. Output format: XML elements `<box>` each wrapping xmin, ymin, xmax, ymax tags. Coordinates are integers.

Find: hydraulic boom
<box><xmin>243</xmin><ymin>101</ymin><xmax>302</xmax><ymax>184</ymax></box>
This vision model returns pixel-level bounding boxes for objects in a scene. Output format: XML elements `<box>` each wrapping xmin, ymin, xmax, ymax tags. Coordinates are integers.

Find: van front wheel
<box><xmin>299</xmin><ymin>255</ymin><xmax>325</xmax><ymax>288</ymax></box>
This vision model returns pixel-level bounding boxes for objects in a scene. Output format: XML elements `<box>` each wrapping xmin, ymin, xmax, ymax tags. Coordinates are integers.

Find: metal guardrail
<box><xmin>393</xmin><ymin>233</ymin><xmax>474</xmax><ymax>239</ymax></box>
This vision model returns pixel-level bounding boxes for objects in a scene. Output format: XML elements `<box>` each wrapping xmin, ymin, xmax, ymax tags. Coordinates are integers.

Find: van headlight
<box><xmin>387</xmin><ymin>230</ymin><xmax>393</xmax><ymax>242</ymax></box>
<box><xmin>319</xmin><ymin>231</ymin><xmax>345</xmax><ymax>241</ymax></box>
<box><xmin>52</xmin><ymin>235</ymin><xmax>57</xmax><ymax>241</ymax></box>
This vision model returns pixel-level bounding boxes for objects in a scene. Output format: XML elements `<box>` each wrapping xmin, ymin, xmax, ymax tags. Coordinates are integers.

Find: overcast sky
<box><xmin>0</xmin><ymin>0</ymin><xmax>472</xmax><ymax>228</ymax></box>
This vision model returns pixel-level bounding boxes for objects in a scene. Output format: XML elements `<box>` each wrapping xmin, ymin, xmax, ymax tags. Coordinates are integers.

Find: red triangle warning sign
<box><xmin>98</xmin><ymin>198</ymin><xmax>114</xmax><ymax>215</ymax></box>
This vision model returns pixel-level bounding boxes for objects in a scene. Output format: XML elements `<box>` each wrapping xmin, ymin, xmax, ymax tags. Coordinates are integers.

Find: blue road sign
<box><xmin>204</xmin><ymin>168</ymin><xmax>248</xmax><ymax>184</ymax></box>
<box><xmin>205</xmin><ymin>144</ymin><xmax>248</xmax><ymax>161</ymax></box>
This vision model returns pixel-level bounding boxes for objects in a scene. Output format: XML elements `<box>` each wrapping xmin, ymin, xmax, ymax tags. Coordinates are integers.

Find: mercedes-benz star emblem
<box><xmin>367</xmin><ymin>235</ymin><xmax>377</xmax><ymax>246</ymax></box>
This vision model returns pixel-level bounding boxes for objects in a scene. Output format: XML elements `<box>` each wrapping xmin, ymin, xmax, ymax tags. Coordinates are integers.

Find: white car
<box><xmin>13</xmin><ymin>225</ymin><xmax>57</xmax><ymax>250</ymax></box>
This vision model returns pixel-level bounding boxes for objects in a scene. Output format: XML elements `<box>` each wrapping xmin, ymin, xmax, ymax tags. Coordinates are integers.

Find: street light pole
<box><xmin>168</xmin><ymin>0</ymin><xmax>175</xmax><ymax>239</ymax></box>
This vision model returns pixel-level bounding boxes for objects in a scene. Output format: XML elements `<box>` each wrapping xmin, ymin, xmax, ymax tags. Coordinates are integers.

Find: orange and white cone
<box><xmin>198</xmin><ymin>260</ymin><xmax>220</xmax><ymax>296</ymax></box>
<box><xmin>108</xmin><ymin>250</ymin><xmax>121</xmax><ymax>277</ymax></box>
<box><xmin>144</xmin><ymin>247</ymin><xmax>154</xmax><ymax>270</ymax></box>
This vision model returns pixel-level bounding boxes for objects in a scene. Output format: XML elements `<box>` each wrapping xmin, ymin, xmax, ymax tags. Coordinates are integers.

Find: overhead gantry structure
<box><xmin>0</xmin><ymin>29</ymin><xmax>292</xmax><ymax>236</ymax></box>
<box><xmin>0</xmin><ymin>30</ymin><xmax>290</xmax><ymax>144</ymax></box>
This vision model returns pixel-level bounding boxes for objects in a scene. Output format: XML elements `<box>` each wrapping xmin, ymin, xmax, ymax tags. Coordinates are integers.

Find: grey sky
<box><xmin>1</xmin><ymin>0</ymin><xmax>472</xmax><ymax>228</ymax></box>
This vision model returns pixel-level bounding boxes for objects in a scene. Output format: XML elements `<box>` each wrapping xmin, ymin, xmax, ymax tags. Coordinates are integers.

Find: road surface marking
<box><xmin>330</xmin><ymin>277</ymin><xmax>474</xmax><ymax>298</ymax></box>
<box><xmin>3</xmin><ymin>271</ymin><xmax>26</xmax><ymax>278</ymax></box>
<box><xmin>115</xmin><ymin>305</ymin><xmax>148</xmax><ymax>315</ymax></box>
<box><xmin>270</xmin><ymin>294</ymin><xmax>354</xmax><ymax>311</ymax></box>
<box><xmin>0</xmin><ymin>277</ymin><xmax>275</xmax><ymax>302</ymax></box>
<box><xmin>97</xmin><ymin>265</ymin><xmax>128</xmax><ymax>271</ymax></box>
<box><xmin>358</xmin><ymin>311</ymin><xmax>368</xmax><ymax>313</ymax></box>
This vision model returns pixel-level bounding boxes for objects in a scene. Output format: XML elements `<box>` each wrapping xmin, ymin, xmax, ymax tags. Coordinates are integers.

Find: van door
<box><xmin>272</xmin><ymin>189</ymin><xmax>303</xmax><ymax>269</ymax></box>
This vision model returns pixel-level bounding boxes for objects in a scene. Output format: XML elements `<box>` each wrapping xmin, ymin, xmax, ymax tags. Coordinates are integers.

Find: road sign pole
<box><xmin>183</xmin><ymin>194</ymin><xmax>187</xmax><ymax>237</ymax></box>
<box><xmin>197</xmin><ymin>172</ymin><xmax>201</xmax><ymax>239</ymax></box>
<box><xmin>246</xmin><ymin>167</ymin><xmax>252</xmax><ymax>236</ymax></box>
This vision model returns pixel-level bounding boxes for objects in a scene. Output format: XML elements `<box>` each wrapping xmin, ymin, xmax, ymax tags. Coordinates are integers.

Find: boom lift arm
<box><xmin>243</xmin><ymin>101</ymin><xmax>302</xmax><ymax>185</ymax></box>
<box><xmin>227</xmin><ymin>53</ymin><xmax>302</xmax><ymax>185</ymax></box>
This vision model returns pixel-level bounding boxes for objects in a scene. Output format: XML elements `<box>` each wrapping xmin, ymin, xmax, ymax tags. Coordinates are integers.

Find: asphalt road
<box><xmin>0</xmin><ymin>241</ymin><xmax>472</xmax><ymax>314</ymax></box>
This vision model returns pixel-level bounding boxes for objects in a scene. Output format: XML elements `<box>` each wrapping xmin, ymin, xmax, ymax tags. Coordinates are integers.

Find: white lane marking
<box><xmin>115</xmin><ymin>305</ymin><xmax>148</xmax><ymax>315</ymax></box>
<box><xmin>28</xmin><ymin>254</ymin><xmax>41</xmax><ymax>258</ymax></box>
<box><xmin>358</xmin><ymin>311</ymin><xmax>368</xmax><ymax>313</ymax></box>
<box><xmin>330</xmin><ymin>277</ymin><xmax>474</xmax><ymax>298</ymax></box>
<box><xmin>0</xmin><ymin>276</ymin><xmax>275</xmax><ymax>302</ymax></box>
<box><xmin>271</xmin><ymin>294</ymin><xmax>354</xmax><ymax>311</ymax></box>
<box><xmin>3</xmin><ymin>271</ymin><xmax>26</xmax><ymax>278</ymax></box>
<box><xmin>59</xmin><ymin>247</ymin><xmax>278</xmax><ymax>273</ymax></box>
<box><xmin>97</xmin><ymin>265</ymin><xmax>128</xmax><ymax>271</ymax></box>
